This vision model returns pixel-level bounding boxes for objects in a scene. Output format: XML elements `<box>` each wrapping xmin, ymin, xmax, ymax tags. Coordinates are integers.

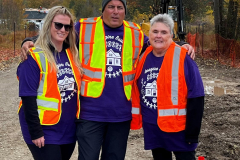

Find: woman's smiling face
<box><xmin>149</xmin><ymin>22</ymin><xmax>172</xmax><ymax>53</ymax></box>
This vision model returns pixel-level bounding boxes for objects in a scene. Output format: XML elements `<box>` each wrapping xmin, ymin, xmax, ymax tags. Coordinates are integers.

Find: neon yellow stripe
<box><xmin>38</xmin><ymin>106</ymin><xmax>58</xmax><ymax>112</ymax></box>
<box><xmin>122</xmin><ymin>24</ymin><xmax>133</xmax><ymax>72</ymax></box>
<box><xmin>124</xmin><ymin>85</ymin><xmax>132</xmax><ymax>100</ymax></box>
<box><xmin>37</xmin><ymin>95</ymin><xmax>59</xmax><ymax>103</ymax></box>
<box><xmin>38</xmin><ymin>109</ymin><xmax>44</xmax><ymax>125</ymax></box>
<box><xmin>79</xmin><ymin>19</ymin><xmax>84</xmax><ymax>63</ymax></box>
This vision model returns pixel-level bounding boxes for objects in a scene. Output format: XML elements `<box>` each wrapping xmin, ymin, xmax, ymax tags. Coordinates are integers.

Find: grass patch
<box><xmin>0</xmin><ymin>30</ymin><xmax>38</xmax><ymax>49</ymax></box>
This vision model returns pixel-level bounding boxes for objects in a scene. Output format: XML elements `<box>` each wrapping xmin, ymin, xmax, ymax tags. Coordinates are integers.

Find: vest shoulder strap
<box><xmin>29</xmin><ymin>47</ymin><xmax>47</xmax><ymax>75</ymax></box>
<box><xmin>123</xmin><ymin>20</ymin><xmax>141</xmax><ymax>30</ymax></box>
<box><xmin>140</xmin><ymin>46</ymin><xmax>153</xmax><ymax>62</ymax></box>
<box><xmin>79</xmin><ymin>17</ymin><xmax>101</xmax><ymax>24</ymax></box>
<box><xmin>80</xmin><ymin>18</ymin><xmax>141</xmax><ymax>31</ymax></box>
<box><xmin>134</xmin><ymin>46</ymin><xmax>153</xmax><ymax>81</ymax></box>
<box><xmin>30</xmin><ymin>47</ymin><xmax>44</xmax><ymax>54</ymax></box>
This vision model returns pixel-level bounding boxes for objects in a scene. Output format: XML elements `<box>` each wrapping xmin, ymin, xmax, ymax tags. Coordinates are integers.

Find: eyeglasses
<box><xmin>53</xmin><ymin>22</ymin><xmax>72</xmax><ymax>31</ymax></box>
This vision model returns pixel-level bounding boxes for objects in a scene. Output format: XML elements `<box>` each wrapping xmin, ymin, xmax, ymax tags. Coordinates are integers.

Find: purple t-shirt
<box><xmin>137</xmin><ymin>51</ymin><xmax>204</xmax><ymax>151</ymax></box>
<box><xmin>17</xmin><ymin>50</ymin><xmax>78</xmax><ymax>144</ymax></box>
<box><xmin>75</xmin><ymin>21</ymin><xmax>149</xmax><ymax>122</ymax></box>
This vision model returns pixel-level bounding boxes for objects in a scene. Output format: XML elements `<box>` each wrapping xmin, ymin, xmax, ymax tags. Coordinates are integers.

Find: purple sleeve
<box><xmin>184</xmin><ymin>55</ymin><xmax>205</xmax><ymax>98</ymax></box>
<box><xmin>75</xmin><ymin>21</ymin><xmax>80</xmax><ymax>49</ymax></box>
<box><xmin>17</xmin><ymin>55</ymin><xmax>40</xmax><ymax>97</ymax></box>
<box><xmin>141</xmin><ymin>34</ymin><xmax>149</xmax><ymax>54</ymax></box>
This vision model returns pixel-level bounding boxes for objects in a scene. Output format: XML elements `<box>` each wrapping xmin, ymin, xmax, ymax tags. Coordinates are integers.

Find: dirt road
<box><xmin>1</xmin><ymin>57</ymin><xmax>240</xmax><ymax>160</ymax></box>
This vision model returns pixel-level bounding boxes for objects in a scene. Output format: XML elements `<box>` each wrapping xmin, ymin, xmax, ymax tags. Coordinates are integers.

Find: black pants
<box><xmin>152</xmin><ymin>148</ymin><xmax>196</xmax><ymax>160</ymax></box>
<box><xmin>76</xmin><ymin>119</ymin><xmax>131</xmax><ymax>160</ymax></box>
<box><xmin>27</xmin><ymin>143</ymin><xmax>76</xmax><ymax>160</ymax></box>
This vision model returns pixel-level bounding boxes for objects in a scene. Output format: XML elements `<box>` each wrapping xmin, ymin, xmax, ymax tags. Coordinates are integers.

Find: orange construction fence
<box><xmin>187</xmin><ymin>32</ymin><xmax>240</xmax><ymax>68</ymax></box>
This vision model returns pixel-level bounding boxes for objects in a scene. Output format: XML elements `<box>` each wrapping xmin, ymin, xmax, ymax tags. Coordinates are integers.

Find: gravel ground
<box><xmin>1</xmin><ymin>56</ymin><xmax>240</xmax><ymax>160</ymax></box>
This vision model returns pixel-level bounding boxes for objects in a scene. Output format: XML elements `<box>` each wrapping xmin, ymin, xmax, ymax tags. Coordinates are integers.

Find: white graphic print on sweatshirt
<box><xmin>140</xmin><ymin>67</ymin><xmax>160</xmax><ymax>110</ymax></box>
<box><xmin>57</xmin><ymin>62</ymin><xmax>77</xmax><ymax>103</ymax></box>
<box><xmin>105</xmin><ymin>35</ymin><xmax>123</xmax><ymax>79</ymax></box>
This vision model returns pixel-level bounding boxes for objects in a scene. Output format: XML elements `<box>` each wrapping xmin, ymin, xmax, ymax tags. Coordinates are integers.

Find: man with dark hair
<box><xmin>75</xmin><ymin>1</ymin><xmax>145</xmax><ymax>159</ymax></box>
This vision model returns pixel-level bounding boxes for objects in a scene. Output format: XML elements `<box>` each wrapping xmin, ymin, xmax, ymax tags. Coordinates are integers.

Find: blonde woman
<box><xmin>17</xmin><ymin>6</ymin><xmax>82</xmax><ymax>160</ymax></box>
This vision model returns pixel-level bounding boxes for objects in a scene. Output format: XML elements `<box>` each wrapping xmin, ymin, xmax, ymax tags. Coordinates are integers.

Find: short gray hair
<box><xmin>150</xmin><ymin>13</ymin><xmax>174</xmax><ymax>35</ymax></box>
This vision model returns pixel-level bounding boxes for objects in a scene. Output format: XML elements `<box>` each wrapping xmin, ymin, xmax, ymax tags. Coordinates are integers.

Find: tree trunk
<box><xmin>236</xmin><ymin>18</ymin><xmax>240</xmax><ymax>41</ymax></box>
<box><xmin>226</xmin><ymin>0</ymin><xmax>238</xmax><ymax>39</ymax></box>
<box><xmin>214</xmin><ymin>0</ymin><xmax>220</xmax><ymax>34</ymax></box>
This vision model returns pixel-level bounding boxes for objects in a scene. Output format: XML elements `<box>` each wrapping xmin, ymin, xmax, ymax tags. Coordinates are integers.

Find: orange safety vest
<box><xmin>79</xmin><ymin>17</ymin><xmax>144</xmax><ymax>100</ymax></box>
<box><xmin>18</xmin><ymin>47</ymin><xmax>81</xmax><ymax>125</ymax></box>
<box><xmin>131</xmin><ymin>42</ymin><xmax>188</xmax><ymax>132</ymax></box>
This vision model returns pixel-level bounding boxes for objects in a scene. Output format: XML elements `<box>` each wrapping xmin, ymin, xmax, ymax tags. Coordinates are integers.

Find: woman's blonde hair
<box><xmin>35</xmin><ymin>6</ymin><xmax>82</xmax><ymax>74</ymax></box>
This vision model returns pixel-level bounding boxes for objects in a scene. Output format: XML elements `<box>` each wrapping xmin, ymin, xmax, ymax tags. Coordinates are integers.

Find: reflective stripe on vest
<box><xmin>83</xmin><ymin>68</ymin><xmax>102</xmax><ymax>79</ymax></box>
<box><xmin>80</xmin><ymin>81</ymin><xmax>85</xmax><ymax>96</ymax></box>
<box><xmin>126</xmin><ymin>21</ymin><xmax>141</xmax><ymax>66</ymax></box>
<box><xmin>171</xmin><ymin>46</ymin><xmax>181</xmax><ymax>105</ymax></box>
<box><xmin>159</xmin><ymin>108</ymin><xmax>186</xmax><ymax>116</ymax></box>
<box><xmin>132</xmin><ymin>107</ymin><xmax>140</xmax><ymax>114</ymax></box>
<box><xmin>37</xmin><ymin>99</ymin><xmax>58</xmax><ymax>110</ymax></box>
<box><xmin>139</xmin><ymin>52</ymin><xmax>145</xmax><ymax>62</ymax></box>
<box><xmin>36</xmin><ymin>52</ymin><xmax>46</xmax><ymax>96</ymax></box>
<box><xmin>124</xmin><ymin>73</ymin><xmax>135</xmax><ymax>83</ymax></box>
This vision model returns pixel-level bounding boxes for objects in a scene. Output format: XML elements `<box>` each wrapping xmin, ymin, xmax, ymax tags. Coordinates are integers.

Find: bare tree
<box><xmin>2</xmin><ymin>0</ymin><xmax>24</xmax><ymax>30</ymax></box>
<box><xmin>213</xmin><ymin>0</ymin><xmax>224</xmax><ymax>35</ymax></box>
<box><xmin>226</xmin><ymin>0</ymin><xmax>238</xmax><ymax>39</ymax></box>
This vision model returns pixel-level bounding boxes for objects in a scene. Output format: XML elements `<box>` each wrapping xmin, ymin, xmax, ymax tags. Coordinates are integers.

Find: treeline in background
<box><xmin>0</xmin><ymin>0</ymin><xmax>240</xmax><ymax>66</ymax></box>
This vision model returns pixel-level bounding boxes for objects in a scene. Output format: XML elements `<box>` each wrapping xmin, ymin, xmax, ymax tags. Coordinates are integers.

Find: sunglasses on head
<box><xmin>53</xmin><ymin>22</ymin><xmax>72</xmax><ymax>31</ymax></box>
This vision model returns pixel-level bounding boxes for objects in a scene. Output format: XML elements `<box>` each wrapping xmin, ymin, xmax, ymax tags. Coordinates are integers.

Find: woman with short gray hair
<box><xmin>150</xmin><ymin>13</ymin><xmax>174</xmax><ymax>35</ymax></box>
<box><xmin>131</xmin><ymin>13</ymin><xmax>205</xmax><ymax>160</ymax></box>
